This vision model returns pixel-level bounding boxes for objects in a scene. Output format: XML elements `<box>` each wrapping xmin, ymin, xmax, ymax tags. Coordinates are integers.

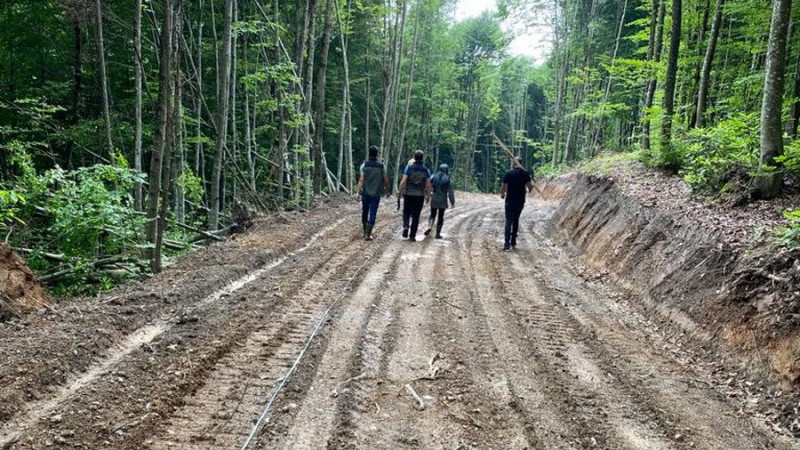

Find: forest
<box><xmin>1</xmin><ymin>0</ymin><xmax>800</xmax><ymax>293</ymax></box>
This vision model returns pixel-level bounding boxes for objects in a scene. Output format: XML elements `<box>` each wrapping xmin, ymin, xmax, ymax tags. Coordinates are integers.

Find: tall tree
<box><xmin>660</xmin><ymin>0</ymin><xmax>682</xmax><ymax>159</ymax></box>
<box><xmin>758</xmin><ymin>0</ymin><xmax>793</xmax><ymax>198</ymax></box>
<box><xmin>209</xmin><ymin>0</ymin><xmax>233</xmax><ymax>230</ymax></box>
<box><xmin>695</xmin><ymin>0</ymin><xmax>725</xmax><ymax>128</ymax></box>
<box><xmin>134</xmin><ymin>0</ymin><xmax>144</xmax><ymax>211</ymax></box>
<box><xmin>95</xmin><ymin>0</ymin><xmax>113</xmax><ymax>156</ymax></box>
<box><xmin>146</xmin><ymin>0</ymin><xmax>175</xmax><ymax>273</ymax></box>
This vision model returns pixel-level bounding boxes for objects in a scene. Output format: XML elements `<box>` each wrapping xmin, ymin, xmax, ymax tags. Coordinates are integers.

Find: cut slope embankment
<box><xmin>541</xmin><ymin>173</ymin><xmax>800</xmax><ymax>402</ymax></box>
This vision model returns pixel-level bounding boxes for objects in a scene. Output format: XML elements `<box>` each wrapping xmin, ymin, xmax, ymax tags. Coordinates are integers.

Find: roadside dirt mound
<box><xmin>541</xmin><ymin>172</ymin><xmax>800</xmax><ymax>434</ymax></box>
<box><xmin>0</xmin><ymin>243</ymin><xmax>49</xmax><ymax>321</ymax></box>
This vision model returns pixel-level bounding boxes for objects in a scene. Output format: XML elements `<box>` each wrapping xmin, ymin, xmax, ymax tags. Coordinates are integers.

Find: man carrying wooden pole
<box><xmin>492</xmin><ymin>133</ymin><xmax>534</xmax><ymax>251</ymax></box>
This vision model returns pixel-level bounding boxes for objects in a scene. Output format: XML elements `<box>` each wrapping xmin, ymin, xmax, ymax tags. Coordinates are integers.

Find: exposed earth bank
<box><xmin>0</xmin><ymin>170</ymin><xmax>799</xmax><ymax>449</ymax></box>
<box><xmin>541</xmin><ymin>170</ymin><xmax>800</xmax><ymax>435</ymax></box>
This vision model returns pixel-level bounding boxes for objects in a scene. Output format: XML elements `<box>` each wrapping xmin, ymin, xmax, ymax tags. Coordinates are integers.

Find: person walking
<box><xmin>424</xmin><ymin>163</ymin><xmax>455</xmax><ymax>239</ymax></box>
<box><xmin>356</xmin><ymin>145</ymin><xmax>389</xmax><ymax>241</ymax></box>
<box><xmin>398</xmin><ymin>150</ymin><xmax>431</xmax><ymax>241</ymax></box>
<box><xmin>499</xmin><ymin>156</ymin><xmax>533</xmax><ymax>251</ymax></box>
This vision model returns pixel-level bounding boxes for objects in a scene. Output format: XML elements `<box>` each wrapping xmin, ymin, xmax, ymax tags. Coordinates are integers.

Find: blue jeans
<box><xmin>361</xmin><ymin>194</ymin><xmax>381</xmax><ymax>225</ymax></box>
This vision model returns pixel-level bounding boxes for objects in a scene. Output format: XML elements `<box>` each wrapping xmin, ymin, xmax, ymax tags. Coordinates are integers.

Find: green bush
<box><xmin>678</xmin><ymin>113</ymin><xmax>760</xmax><ymax>193</ymax></box>
<box><xmin>778</xmin><ymin>209</ymin><xmax>800</xmax><ymax>248</ymax></box>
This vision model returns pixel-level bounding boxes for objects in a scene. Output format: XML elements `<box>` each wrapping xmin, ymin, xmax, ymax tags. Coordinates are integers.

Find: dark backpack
<box><xmin>407</xmin><ymin>164</ymin><xmax>428</xmax><ymax>190</ymax></box>
<box><xmin>432</xmin><ymin>172</ymin><xmax>450</xmax><ymax>192</ymax></box>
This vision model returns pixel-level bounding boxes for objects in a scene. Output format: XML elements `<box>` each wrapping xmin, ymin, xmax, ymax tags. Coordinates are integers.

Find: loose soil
<box><xmin>0</xmin><ymin>243</ymin><xmax>49</xmax><ymax>322</ymax></box>
<box><xmin>1</xmin><ymin>185</ymin><xmax>798</xmax><ymax>449</ymax></box>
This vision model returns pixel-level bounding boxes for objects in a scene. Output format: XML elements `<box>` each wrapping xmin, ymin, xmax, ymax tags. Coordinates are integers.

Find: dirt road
<box><xmin>1</xmin><ymin>193</ymin><xmax>797</xmax><ymax>449</ymax></box>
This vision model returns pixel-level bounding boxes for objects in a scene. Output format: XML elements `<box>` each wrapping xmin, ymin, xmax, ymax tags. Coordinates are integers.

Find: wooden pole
<box><xmin>490</xmin><ymin>133</ymin><xmax>542</xmax><ymax>195</ymax></box>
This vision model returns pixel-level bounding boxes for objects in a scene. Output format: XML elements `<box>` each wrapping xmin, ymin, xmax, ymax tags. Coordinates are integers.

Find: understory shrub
<box><xmin>678</xmin><ymin>113</ymin><xmax>760</xmax><ymax>194</ymax></box>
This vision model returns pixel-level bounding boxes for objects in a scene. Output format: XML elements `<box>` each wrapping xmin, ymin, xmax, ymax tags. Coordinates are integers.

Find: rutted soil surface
<box><xmin>1</xmin><ymin>192</ymin><xmax>798</xmax><ymax>449</ymax></box>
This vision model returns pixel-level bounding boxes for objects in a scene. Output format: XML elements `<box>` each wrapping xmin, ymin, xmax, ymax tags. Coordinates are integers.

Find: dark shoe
<box><xmin>402</xmin><ymin>228</ymin><xmax>409</xmax><ymax>238</ymax></box>
<box><xmin>424</xmin><ymin>228</ymin><xmax>432</xmax><ymax>236</ymax></box>
<box><xmin>510</xmin><ymin>245</ymin><xmax>516</xmax><ymax>250</ymax></box>
<box><xmin>362</xmin><ymin>221</ymin><xmax>367</xmax><ymax>238</ymax></box>
<box><xmin>409</xmin><ymin>235</ymin><xmax>416</xmax><ymax>242</ymax></box>
<box><xmin>435</xmin><ymin>234</ymin><xmax>442</xmax><ymax>239</ymax></box>
<box><xmin>503</xmin><ymin>243</ymin><xmax>510</xmax><ymax>251</ymax></box>
<box><xmin>365</xmin><ymin>223</ymin><xmax>374</xmax><ymax>241</ymax></box>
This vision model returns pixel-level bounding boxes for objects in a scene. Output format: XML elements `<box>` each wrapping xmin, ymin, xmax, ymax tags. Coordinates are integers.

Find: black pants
<box><xmin>429</xmin><ymin>207</ymin><xmax>445</xmax><ymax>234</ymax></box>
<box><xmin>403</xmin><ymin>195</ymin><xmax>425</xmax><ymax>238</ymax></box>
<box><xmin>504</xmin><ymin>202</ymin><xmax>525</xmax><ymax>246</ymax></box>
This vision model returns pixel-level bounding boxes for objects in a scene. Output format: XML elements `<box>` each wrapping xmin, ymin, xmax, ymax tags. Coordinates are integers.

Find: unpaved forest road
<box><xmin>1</xmin><ymin>193</ymin><xmax>798</xmax><ymax>449</ymax></box>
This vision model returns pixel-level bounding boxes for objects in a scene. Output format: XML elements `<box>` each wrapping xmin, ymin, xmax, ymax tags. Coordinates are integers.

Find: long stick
<box><xmin>490</xmin><ymin>133</ymin><xmax>543</xmax><ymax>196</ymax></box>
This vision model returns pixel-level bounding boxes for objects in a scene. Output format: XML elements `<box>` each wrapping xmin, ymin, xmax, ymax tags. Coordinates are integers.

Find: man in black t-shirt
<box><xmin>499</xmin><ymin>156</ymin><xmax>533</xmax><ymax>251</ymax></box>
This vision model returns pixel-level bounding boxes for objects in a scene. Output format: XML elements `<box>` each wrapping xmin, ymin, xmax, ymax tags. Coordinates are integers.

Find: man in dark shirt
<box><xmin>398</xmin><ymin>150</ymin><xmax>432</xmax><ymax>241</ymax></box>
<box><xmin>356</xmin><ymin>145</ymin><xmax>389</xmax><ymax>241</ymax></box>
<box><xmin>499</xmin><ymin>156</ymin><xmax>533</xmax><ymax>251</ymax></box>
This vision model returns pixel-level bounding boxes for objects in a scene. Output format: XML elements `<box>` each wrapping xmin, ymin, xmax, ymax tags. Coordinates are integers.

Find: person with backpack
<box><xmin>356</xmin><ymin>145</ymin><xmax>389</xmax><ymax>241</ymax></box>
<box><xmin>499</xmin><ymin>156</ymin><xmax>533</xmax><ymax>251</ymax></box>
<box><xmin>398</xmin><ymin>150</ymin><xmax>432</xmax><ymax>241</ymax></box>
<box><xmin>424</xmin><ymin>163</ymin><xmax>455</xmax><ymax>239</ymax></box>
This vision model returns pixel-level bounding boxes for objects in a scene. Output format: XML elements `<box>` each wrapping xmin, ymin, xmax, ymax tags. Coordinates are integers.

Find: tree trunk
<box><xmin>786</xmin><ymin>45</ymin><xmax>800</xmax><ymax>138</ymax></box>
<box><xmin>659</xmin><ymin>0</ymin><xmax>681</xmax><ymax>156</ymax></box>
<box><xmin>313</xmin><ymin>0</ymin><xmax>335</xmax><ymax>195</ymax></box>
<box><xmin>695</xmin><ymin>0</ymin><xmax>725</xmax><ymax>128</ymax></box>
<box><xmin>394</xmin><ymin>3</ymin><xmax>421</xmax><ymax>191</ymax></box>
<box><xmin>72</xmin><ymin>18</ymin><xmax>82</xmax><ymax>125</ymax></box>
<box><xmin>758</xmin><ymin>0</ymin><xmax>793</xmax><ymax>198</ymax></box>
<box><xmin>641</xmin><ymin>0</ymin><xmax>666</xmax><ymax>151</ymax></box>
<box><xmin>173</xmin><ymin>3</ymin><xmax>185</xmax><ymax>226</ymax></box>
<box><xmin>209</xmin><ymin>0</ymin><xmax>233</xmax><ymax>230</ymax></box>
<box><xmin>95</xmin><ymin>0</ymin><xmax>114</xmax><ymax>156</ymax></box>
<box><xmin>146</xmin><ymin>0</ymin><xmax>174</xmax><ymax>273</ymax></box>
<box><xmin>134</xmin><ymin>0</ymin><xmax>143</xmax><ymax>211</ymax></box>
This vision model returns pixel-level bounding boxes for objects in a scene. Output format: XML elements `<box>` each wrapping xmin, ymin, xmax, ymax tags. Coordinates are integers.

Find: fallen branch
<box><xmin>331</xmin><ymin>372</ymin><xmax>369</xmax><ymax>397</ymax></box>
<box><xmin>176</xmin><ymin>222</ymin><xmax>225</xmax><ymax>241</ymax></box>
<box><xmin>404</xmin><ymin>383</ymin><xmax>425</xmax><ymax>410</ymax></box>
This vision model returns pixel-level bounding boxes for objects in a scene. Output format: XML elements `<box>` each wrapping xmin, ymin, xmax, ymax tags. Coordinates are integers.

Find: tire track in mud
<box><xmin>323</xmin><ymin>208</ymin><xmax>486</xmax><ymax>449</ymax></box>
<box><xmin>425</xmin><ymin>205</ymin><xmax>540</xmax><ymax>449</ymax></box>
<box><xmin>148</xmin><ymin>221</ymin><xmax>395</xmax><ymax>450</ymax></box>
<box><xmin>1</xmin><ymin>217</ymin><xmax>380</xmax><ymax>450</ymax></box>
<box><xmin>457</xmin><ymin>204</ymin><xmax>586</xmax><ymax>449</ymax></box>
<box><xmin>506</xmin><ymin>204</ymin><xmax>797</xmax><ymax>450</ymax></box>
<box><xmin>257</xmin><ymin>243</ymin><xmax>405</xmax><ymax>449</ymax></box>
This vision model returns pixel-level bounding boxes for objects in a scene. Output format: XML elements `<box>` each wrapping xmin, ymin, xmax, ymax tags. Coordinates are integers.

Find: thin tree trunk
<box><xmin>302</xmin><ymin>0</ymin><xmax>318</xmax><ymax>207</ymax></box>
<box><xmin>209</xmin><ymin>0</ymin><xmax>233</xmax><ymax>230</ymax></box>
<box><xmin>660</xmin><ymin>0</ymin><xmax>682</xmax><ymax>155</ymax></box>
<box><xmin>95</xmin><ymin>0</ymin><xmax>114</xmax><ymax>156</ymax></box>
<box><xmin>134</xmin><ymin>0</ymin><xmax>143</xmax><ymax>211</ymax></box>
<box><xmin>156</xmin><ymin>0</ymin><xmax>180</xmax><ymax>274</ymax></box>
<box><xmin>642</xmin><ymin>0</ymin><xmax>666</xmax><ymax>151</ymax></box>
<box><xmin>173</xmin><ymin>3</ymin><xmax>185</xmax><ymax>226</ymax></box>
<box><xmin>146</xmin><ymin>0</ymin><xmax>174</xmax><ymax>273</ymax></box>
<box><xmin>695</xmin><ymin>0</ymin><xmax>725</xmax><ymax>128</ymax></box>
<box><xmin>394</xmin><ymin>3</ymin><xmax>420</xmax><ymax>191</ymax></box>
<box><xmin>758</xmin><ymin>0</ymin><xmax>793</xmax><ymax>198</ymax></box>
<box><xmin>312</xmin><ymin>0</ymin><xmax>335</xmax><ymax>194</ymax></box>
<box><xmin>787</xmin><ymin>52</ymin><xmax>800</xmax><ymax>138</ymax></box>
<box><xmin>72</xmin><ymin>18</ymin><xmax>82</xmax><ymax>125</ymax></box>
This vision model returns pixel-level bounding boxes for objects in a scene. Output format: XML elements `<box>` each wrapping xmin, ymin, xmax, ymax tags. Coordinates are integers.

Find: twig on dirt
<box><xmin>404</xmin><ymin>383</ymin><xmax>425</xmax><ymax>410</ymax></box>
<box><xmin>374</xmin><ymin>401</ymin><xmax>381</xmax><ymax>415</ymax></box>
<box><xmin>439</xmin><ymin>297</ymin><xmax>463</xmax><ymax>310</ymax></box>
<box><xmin>112</xmin><ymin>412</ymin><xmax>155</xmax><ymax>433</ymax></box>
<box><xmin>331</xmin><ymin>372</ymin><xmax>369</xmax><ymax>397</ymax></box>
<box><xmin>414</xmin><ymin>353</ymin><xmax>442</xmax><ymax>381</ymax></box>
<box><xmin>449</xmin><ymin>410</ymin><xmax>484</xmax><ymax>429</ymax></box>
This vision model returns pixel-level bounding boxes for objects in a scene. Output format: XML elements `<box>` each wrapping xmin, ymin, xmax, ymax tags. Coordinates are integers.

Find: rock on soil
<box><xmin>0</xmin><ymin>243</ymin><xmax>49</xmax><ymax>321</ymax></box>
